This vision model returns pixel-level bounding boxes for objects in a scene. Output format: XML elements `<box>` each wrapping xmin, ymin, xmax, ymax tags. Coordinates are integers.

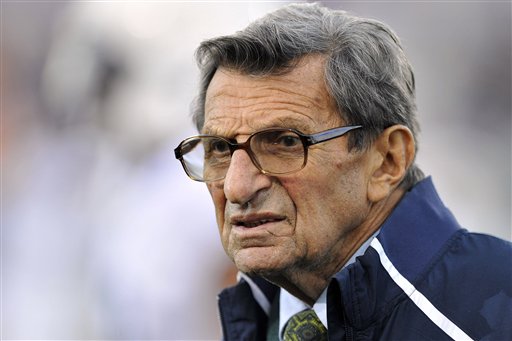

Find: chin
<box><xmin>234</xmin><ymin>248</ymin><xmax>290</xmax><ymax>277</ymax></box>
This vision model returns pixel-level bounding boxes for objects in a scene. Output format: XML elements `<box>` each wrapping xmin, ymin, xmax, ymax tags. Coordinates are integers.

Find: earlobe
<box><xmin>367</xmin><ymin>125</ymin><xmax>415</xmax><ymax>202</ymax></box>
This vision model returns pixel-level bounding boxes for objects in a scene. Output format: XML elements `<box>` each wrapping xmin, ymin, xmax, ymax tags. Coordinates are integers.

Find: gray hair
<box><xmin>192</xmin><ymin>3</ymin><xmax>424</xmax><ymax>189</ymax></box>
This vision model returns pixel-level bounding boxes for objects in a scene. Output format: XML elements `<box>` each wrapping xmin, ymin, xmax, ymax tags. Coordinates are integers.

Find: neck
<box><xmin>265</xmin><ymin>187</ymin><xmax>406</xmax><ymax>306</ymax></box>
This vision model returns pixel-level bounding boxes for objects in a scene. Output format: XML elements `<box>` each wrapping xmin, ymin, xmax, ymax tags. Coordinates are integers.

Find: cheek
<box><xmin>208</xmin><ymin>184</ymin><xmax>235</xmax><ymax>257</ymax></box>
<box><xmin>282</xmin><ymin>158</ymin><xmax>367</xmax><ymax>234</ymax></box>
<box><xmin>279</xmin><ymin>176</ymin><xmax>328</xmax><ymax>236</ymax></box>
<box><xmin>208</xmin><ymin>183</ymin><xmax>227</xmax><ymax>229</ymax></box>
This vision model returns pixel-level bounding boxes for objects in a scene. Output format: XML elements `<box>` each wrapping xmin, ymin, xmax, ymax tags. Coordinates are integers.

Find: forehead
<box><xmin>202</xmin><ymin>55</ymin><xmax>341</xmax><ymax>136</ymax></box>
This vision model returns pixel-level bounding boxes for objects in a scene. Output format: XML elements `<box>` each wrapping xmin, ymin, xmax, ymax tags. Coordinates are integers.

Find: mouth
<box><xmin>231</xmin><ymin>214</ymin><xmax>286</xmax><ymax>228</ymax></box>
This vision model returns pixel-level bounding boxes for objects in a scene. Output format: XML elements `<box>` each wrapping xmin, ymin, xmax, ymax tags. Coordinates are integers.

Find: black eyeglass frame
<box><xmin>174</xmin><ymin>125</ymin><xmax>363</xmax><ymax>182</ymax></box>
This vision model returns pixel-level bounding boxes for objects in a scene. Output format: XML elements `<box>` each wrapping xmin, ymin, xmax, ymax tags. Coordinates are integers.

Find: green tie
<box><xmin>283</xmin><ymin>309</ymin><xmax>328</xmax><ymax>341</ymax></box>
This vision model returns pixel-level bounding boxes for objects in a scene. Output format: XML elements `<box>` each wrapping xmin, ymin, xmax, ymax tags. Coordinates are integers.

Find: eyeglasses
<box><xmin>174</xmin><ymin>125</ymin><xmax>362</xmax><ymax>182</ymax></box>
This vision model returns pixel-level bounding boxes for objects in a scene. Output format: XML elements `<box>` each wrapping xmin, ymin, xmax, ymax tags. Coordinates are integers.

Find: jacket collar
<box><xmin>375</xmin><ymin>176</ymin><xmax>461</xmax><ymax>281</ymax></box>
<box><xmin>330</xmin><ymin>176</ymin><xmax>463</xmax><ymax>330</ymax></box>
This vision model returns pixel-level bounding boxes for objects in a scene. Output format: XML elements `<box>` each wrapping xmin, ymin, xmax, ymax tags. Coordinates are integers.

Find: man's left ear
<box><xmin>367</xmin><ymin>125</ymin><xmax>415</xmax><ymax>203</ymax></box>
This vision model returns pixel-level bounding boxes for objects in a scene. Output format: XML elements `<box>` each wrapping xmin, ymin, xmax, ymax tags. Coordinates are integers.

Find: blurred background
<box><xmin>1</xmin><ymin>1</ymin><xmax>510</xmax><ymax>339</ymax></box>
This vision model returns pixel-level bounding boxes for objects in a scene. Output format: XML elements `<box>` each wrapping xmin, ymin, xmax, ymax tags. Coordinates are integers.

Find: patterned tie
<box><xmin>283</xmin><ymin>309</ymin><xmax>328</xmax><ymax>341</ymax></box>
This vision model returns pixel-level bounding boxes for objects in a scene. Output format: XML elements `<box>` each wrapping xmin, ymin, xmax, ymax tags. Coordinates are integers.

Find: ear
<box><xmin>367</xmin><ymin>125</ymin><xmax>415</xmax><ymax>203</ymax></box>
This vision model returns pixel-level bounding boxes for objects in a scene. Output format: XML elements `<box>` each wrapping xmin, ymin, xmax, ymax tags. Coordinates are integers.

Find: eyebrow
<box><xmin>202</xmin><ymin>113</ymin><xmax>317</xmax><ymax>137</ymax></box>
<box><xmin>266</xmin><ymin>116</ymin><xmax>312</xmax><ymax>130</ymax></box>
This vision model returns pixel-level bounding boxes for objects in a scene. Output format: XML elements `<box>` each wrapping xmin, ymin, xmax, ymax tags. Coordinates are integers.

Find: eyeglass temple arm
<box><xmin>307</xmin><ymin>125</ymin><xmax>362</xmax><ymax>145</ymax></box>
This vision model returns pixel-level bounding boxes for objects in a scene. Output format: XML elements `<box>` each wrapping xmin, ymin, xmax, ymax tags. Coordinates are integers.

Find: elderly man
<box><xmin>174</xmin><ymin>3</ymin><xmax>511</xmax><ymax>340</ymax></box>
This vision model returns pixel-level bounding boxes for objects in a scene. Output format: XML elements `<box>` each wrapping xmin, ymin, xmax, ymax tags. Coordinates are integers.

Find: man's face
<box><xmin>203</xmin><ymin>56</ymin><xmax>373</xmax><ymax>279</ymax></box>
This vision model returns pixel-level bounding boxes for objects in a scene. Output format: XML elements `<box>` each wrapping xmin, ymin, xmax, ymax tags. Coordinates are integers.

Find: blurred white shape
<box><xmin>6</xmin><ymin>1</ymin><xmax>282</xmax><ymax>339</ymax></box>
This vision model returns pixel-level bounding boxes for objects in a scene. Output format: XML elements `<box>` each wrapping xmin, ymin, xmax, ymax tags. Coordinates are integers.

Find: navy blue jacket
<box><xmin>217</xmin><ymin>178</ymin><xmax>512</xmax><ymax>340</ymax></box>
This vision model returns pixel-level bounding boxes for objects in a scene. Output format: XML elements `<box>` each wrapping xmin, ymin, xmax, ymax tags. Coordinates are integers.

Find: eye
<box><xmin>255</xmin><ymin>130</ymin><xmax>303</xmax><ymax>153</ymax></box>
<box><xmin>210</xmin><ymin>139</ymin><xmax>230</xmax><ymax>154</ymax></box>
<box><xmin>275</xmin><ymin>134</ymin><xmax>301</xmax><ymax>147</ymax></box>
<box><xmin>260</xmin><ymin>131</ymin><xmax>301</xmax><ymax>148</ymax></box>
<box><xmin>205</xmin><ymin>138</ymin><xmax>229</xmax><ymax>158</ymax></box>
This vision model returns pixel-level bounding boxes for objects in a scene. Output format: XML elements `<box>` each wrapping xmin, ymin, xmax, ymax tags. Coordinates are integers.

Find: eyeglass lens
<box><xmin>180</xmin><ymin>129</ymin><xmax>307</xmax><ymax>181</ymax></box>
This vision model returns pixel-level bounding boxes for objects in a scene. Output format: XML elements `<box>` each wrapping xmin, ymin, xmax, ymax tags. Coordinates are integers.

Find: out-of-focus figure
<box><xmin>3</xmin><ymin>2</ymin><xmax>279</xmax><ymax>339</ymax></box>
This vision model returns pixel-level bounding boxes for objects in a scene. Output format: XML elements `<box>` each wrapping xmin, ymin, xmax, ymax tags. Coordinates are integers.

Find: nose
<box><xmin>223</xmin><ymin>149</ymin><xmax>272</xmax><ymax>206</ymax></box>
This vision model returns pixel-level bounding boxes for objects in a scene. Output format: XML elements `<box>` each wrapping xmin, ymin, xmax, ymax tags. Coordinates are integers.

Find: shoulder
<box><xmin>445</xmin><ymin>230</ymin><xmax>511</xmax><ymax>272</ymax></box>
<box><xmin>421</xmin><ymin>230</ymin><xmax>512</xmax><ymax>339</ymax></box>
<box><xmin>428</xmin><ymin>230</ymin><xmax>511</xmax><ymax>290</ymax></box>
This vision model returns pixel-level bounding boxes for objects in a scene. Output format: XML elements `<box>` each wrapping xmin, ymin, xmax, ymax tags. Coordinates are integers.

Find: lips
<box><xmin>231</xmin><ymin>214</ymin><xmax>286</xmax><ymax>228</ymax></box>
